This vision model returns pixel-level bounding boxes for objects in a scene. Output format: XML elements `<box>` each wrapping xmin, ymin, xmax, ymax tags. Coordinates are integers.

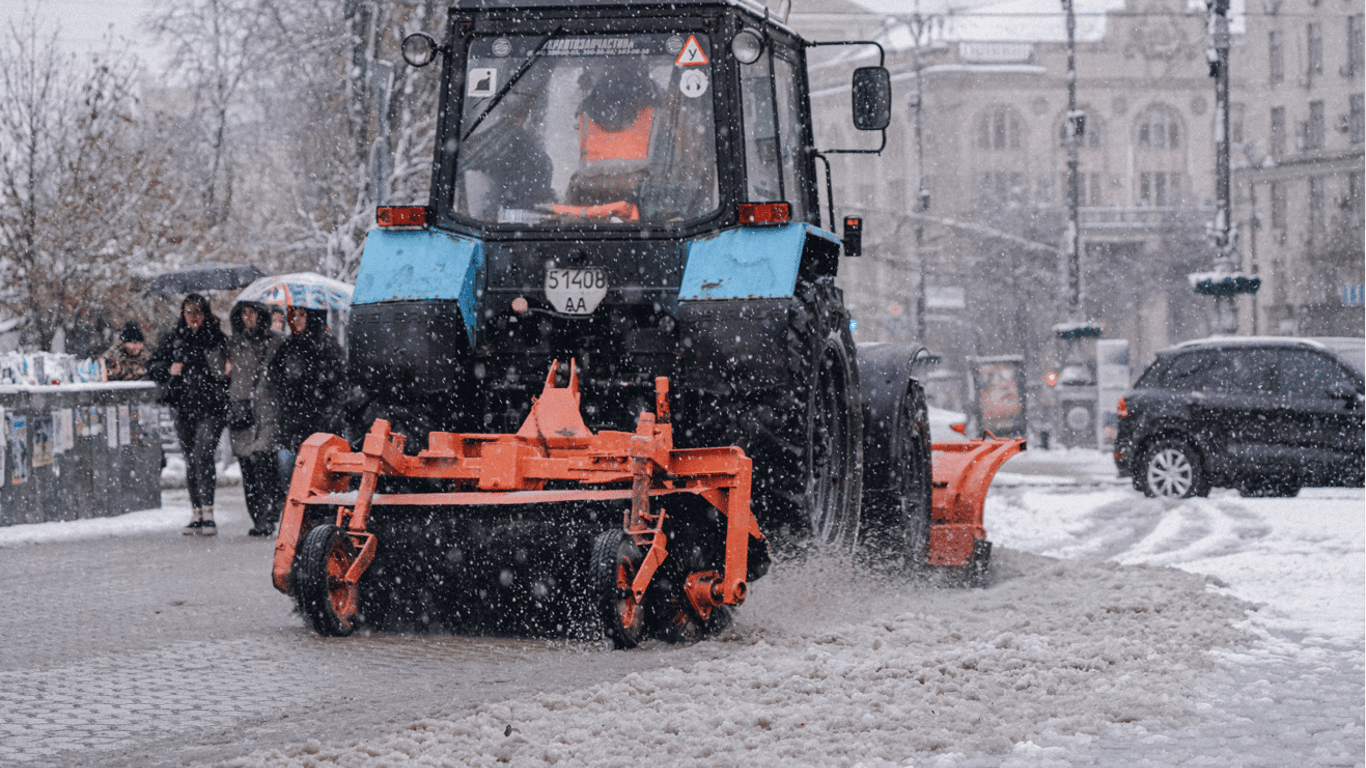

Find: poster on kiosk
<box><xmin>967</xmin><ymin>356</ymin><xmax>1026</xmax><ymax>438</ymax></box>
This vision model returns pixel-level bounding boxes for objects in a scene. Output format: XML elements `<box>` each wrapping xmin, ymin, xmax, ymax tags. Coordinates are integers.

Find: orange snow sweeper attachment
<box><xmin>272</xmin><ymin>360</ymin><xmax>764</xmax><ymax>648</ymax></box>
<box><xmin>928</xmin><ymin>435</ymin><xmax>1026</xmax><ymax>584</ymax></box>
<box><xmin>271</xmin><ymin>360</ymin><xmax>1023</xmax><ymax>645</ymax></box>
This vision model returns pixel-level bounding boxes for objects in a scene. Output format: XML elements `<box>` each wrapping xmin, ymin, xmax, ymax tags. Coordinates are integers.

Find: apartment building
<box><xmin>1231</xmin><ymin>0</ymin><xmax>1365</xmax><ymax>336</ymax></box>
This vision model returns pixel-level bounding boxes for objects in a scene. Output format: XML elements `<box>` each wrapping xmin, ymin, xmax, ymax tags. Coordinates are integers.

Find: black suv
<box><xmin>1115</xmin><ymin>337</ymin><xmax>1364</xmax><ymax>498</ymax></box>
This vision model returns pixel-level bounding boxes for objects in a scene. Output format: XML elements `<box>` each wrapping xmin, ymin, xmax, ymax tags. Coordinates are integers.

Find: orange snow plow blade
<box><xmin>928</xmin><ymin>437</ymin><xmax>1026</xmax><ymax>567</ymax></box>
<box><xmin>271</xmin><ymin>360</ymin><xmax>763</xmax><ymax>634</ymax></box>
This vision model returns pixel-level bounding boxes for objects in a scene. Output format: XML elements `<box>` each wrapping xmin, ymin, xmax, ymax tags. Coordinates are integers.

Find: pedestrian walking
<box><xmin>147</xmin><ymin>294</ymin><xmax>230</xmax><ymax>536</ymax></box>
<box><xmin>100</xmin><ymin>321</ymin><xmax>150</xmax><ymax>381</ymax></box>
<box><xmin>227</xmin><ymin>302</ymin><xmax>286</xmax><ymax>537</ymax></box>
<box><xmin>269</xmin><ymin>307</ymin><xmax>345</xmax><ymax>484</ymax></box>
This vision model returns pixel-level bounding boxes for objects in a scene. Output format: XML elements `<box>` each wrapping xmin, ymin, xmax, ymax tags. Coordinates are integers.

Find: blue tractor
<box><xmin>310</xmin><ymin>0</ymin><xmax>945</xmax><ymax>641</ymax></box>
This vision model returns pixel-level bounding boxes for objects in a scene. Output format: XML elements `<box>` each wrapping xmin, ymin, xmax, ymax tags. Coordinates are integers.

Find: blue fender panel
<box><xmin>352</xmin><ymin>229</ymin><xmax>485</xmax><ymax>347</ymax></box>
<box><xmin>680</xmin><ymin>223</ymin><xmax>839</xmax><ymax>300</ymax></box>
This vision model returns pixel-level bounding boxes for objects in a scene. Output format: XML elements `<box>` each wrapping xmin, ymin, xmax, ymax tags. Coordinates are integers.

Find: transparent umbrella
<box><xmin>233</xmin><ymin>272</ymin><xmax>354</xmax><ymax>310</ymax></box>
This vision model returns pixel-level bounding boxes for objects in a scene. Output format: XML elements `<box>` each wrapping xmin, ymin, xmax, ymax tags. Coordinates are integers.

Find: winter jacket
<box><xmin>101</xmin><ymin>343</ymin><xmax>149</xmax><ymax>381</ymax></box>
<box><xmin>146</xmin><ymin>303</ymin><xmax>230</xmax><ymax>420</ymax></box>
<box><xmin>227</xmin><ymin>303</ymin><xmax>286</xmax><ymax>457</ymax></box>
<box><xmin>269</xmin><ymin>309</ymin><xmax>345</xmax><ymax>451</ymax></box>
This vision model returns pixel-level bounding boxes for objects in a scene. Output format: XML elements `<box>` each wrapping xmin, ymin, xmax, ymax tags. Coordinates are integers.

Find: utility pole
<box><xmin>1054</xmin><ymin>0</ymin><xmax>1101</xmax><ymax>447</ymax></box>
<box><xmin>1062</xmin><ymin>0</ymin><xmax>1082</xmax><ymax>326</ymax></box>
<box><xmin>1193</xmin><ymin>0</ymin><xmax>1259</xmax><ymax>331</ymax></box>
<box><xmin>907</xmin><ymin>11</ymin><xmax>934</xmax><ymax>342</ymax></box>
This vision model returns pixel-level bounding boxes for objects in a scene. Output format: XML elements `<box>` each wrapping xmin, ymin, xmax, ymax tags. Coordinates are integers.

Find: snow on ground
<box><xmin>2</xmin><ymin>446</ymin><xmax>1361</xmax><ymax>766</ymax></box>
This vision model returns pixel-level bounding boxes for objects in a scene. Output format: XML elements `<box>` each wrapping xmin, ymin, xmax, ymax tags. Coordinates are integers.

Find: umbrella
<box><xmin>144</xmin><ymin>262</ymin><xmax>266</xmax><ymax>295</ymax></box>
<box><xmin>233</xmin><ymin>272</ymin><xmax>354</xmax><ymax>310</ymax></box>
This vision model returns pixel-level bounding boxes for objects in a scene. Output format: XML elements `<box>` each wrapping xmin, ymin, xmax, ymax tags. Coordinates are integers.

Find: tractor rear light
<box><xmin>950</xmin><ymin>422</ymin><xmax>967</xmax><ymax>434</ymax></box>
<box><xmin>738</xmin><ymin>202</ymin><xmax>790</xmax><ymax>226</ymax></box>
<box><xmin>377</xmin><ymin>206</ymin><xmax>427</xmax><ymax>228</ymax></box>
<box><xmin>1116</xmin><ymin>396</ymin><xmax>1128</xmax><ymax>418</ymax></box>
<box><xmin>843</xmin><ymin>216</ymin><xmax>863</xmax><ymax>257</ymax></box>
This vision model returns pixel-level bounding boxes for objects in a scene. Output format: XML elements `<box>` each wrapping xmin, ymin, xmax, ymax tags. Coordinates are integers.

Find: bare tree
<box><xmin>151</xmin><ymin>0</ymin><xmax>271</xmax><ymax>230</ymax></box>
<box><xmin>0</xmin><ymin>11</ymin><xmax>195</xmax><ymax>350</ymax></box>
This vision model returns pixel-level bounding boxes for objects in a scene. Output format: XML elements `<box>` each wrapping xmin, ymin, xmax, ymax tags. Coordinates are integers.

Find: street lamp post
<box><xmin>906</xmin><ymin>12</ymin><xmax>935</xmax><ymax>342</ymax></box>
<box><xmin>1193</xmin><ymin>0</ymin><xmax>1260</xmax><ymax>330</ymax></box>
<box><xmin>1062</xmin><ymin>0</ymin><xmax>1083</xmax><ymax>327</ymax></box>
<box><xmin>1054</xmin><ymin>0</ymin><xmax>1102</xmax><ymax>447</ymax></box>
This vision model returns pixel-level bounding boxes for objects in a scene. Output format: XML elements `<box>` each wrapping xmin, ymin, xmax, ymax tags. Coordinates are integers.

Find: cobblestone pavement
<box><xmin>0</xmin><ymin>490</ymin><xmax>685</xmax><ymax>767</ymax></box>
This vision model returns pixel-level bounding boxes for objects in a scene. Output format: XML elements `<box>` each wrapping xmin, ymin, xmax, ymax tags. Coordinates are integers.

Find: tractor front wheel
<box><xmin>795</xmin><ymin>331</ymin><xmax>863</xmax><ymax>551</ymax></box>
<box><xmin>296</xmin><ymin>524</ymin><xmax>361</xmax><ymax>637</ymax></box>
<box><xmin>591</xmin><ymin>531</ymin><xmax>646</xmax><ymax>649</ymax></box>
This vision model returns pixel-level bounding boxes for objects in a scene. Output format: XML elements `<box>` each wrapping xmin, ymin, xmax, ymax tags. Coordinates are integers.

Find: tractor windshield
<box><xmin>451</xmin><ymin>32</ymin><xmax>720</xmax><ymax>228</ymax></box>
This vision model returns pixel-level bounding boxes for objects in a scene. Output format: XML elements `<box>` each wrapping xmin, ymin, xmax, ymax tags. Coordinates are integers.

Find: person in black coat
<box><xmin>269</xmin><ymin>307</ymin><xmax>345</xmax><ymax>482</ymax></box>
<box><xmin>147</xmin><ymin>293</ymin><xmax>231</xmax><ymax>535</ymax></box>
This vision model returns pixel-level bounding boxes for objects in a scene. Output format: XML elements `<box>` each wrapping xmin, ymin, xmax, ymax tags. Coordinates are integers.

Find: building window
<box><xmin>979</xmin><ymin>171</ymin><xmax>1028</xmax><ymax>207</ymax></box>
<box><xmin>1136</xmin><ymin>106</ymin><xmax>1181</xmax><ymax>149</ymax></box>
<box><xmin>1307</xmin><ymin>100</ymin><xmax>1325</xmax><ymax>150</ymax></box>
<box><xmin>1269</xmin><ymin>30</ymin><xmax>1284</xmax><ymax>84</ymax></box>
<box><xmin>979</xmin><ymin>108</ymin><xmax>1023</xmax><ymax>150</ymax></box>
<box><xmin>1350</xmin><ymin>16</ymin><xmax>1365</xmax><ymax>77</ymax></box>
<box><xmin>1351</xmin><ymin>94</ymin><xmax>1364</xmax><ymax>144</ymax></box>
<box><xmin>1270</xmin><ymin>181</ymin><xmax>1287</xmax><ymax>230</ymax></box>
<box><xmin>1139</xmin><ymin>172</ymin><xmax>1181</xmax><ymax>206</ymax></box>
<box><xmin>1308</xmin><ymin>23</ymin><xmax>1323</xmax><ymax>78</ymax></box>
<box><xmin>1270</xmin><ymin>106</ymin><xmax>1286</xmax><ymax>156</ymax></box>
<box><xmin>1231</xmin><ymin>103</ymin><xmax>1245</xmax><ymax>145</ymax></box>
<box><xmin>1089</xmin><ymin>172</ymin><xmax>1102</xmax><ymax>205</ymax></box>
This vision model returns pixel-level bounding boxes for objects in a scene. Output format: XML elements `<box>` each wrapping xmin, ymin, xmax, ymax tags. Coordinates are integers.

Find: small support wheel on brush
<box><xmin>296</xmin><ymin>524</ymin><xmax>361</xmax><ymax>637</ymax></box>
<box><xmin>591</xmin><ymin>531</ymin><xmax>645</xmax><ymax>649</ymax></box>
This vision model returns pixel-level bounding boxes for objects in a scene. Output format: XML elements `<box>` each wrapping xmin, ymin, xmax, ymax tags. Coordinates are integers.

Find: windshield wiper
<box><xmin>460</xmin><ymin>27</ymin><xmax>564</xmax><ymax>143</ymax></box>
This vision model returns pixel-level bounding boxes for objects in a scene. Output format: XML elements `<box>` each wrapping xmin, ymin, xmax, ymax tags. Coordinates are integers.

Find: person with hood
<box><xmin>147</xmin><ymin>294</ymin><xmax>230</xmax><ymax>535</ymax></box>
<box><xmin>101</xmin><ymin>321</ymin><xmax>149</xmax><ymax>381</ymax></box>
<box><xmin>227</xmin><ymin>302</ymin><xmax>286</xmax><ymax>537</ymax></box>
<box><xmin>269</xmin><ymin>307</ymin><xmax>345</xmax><ymax>485</ymax></box>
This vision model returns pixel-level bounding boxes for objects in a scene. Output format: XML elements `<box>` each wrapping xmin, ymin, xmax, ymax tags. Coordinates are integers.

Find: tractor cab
<box><xmin>404</xmin><ymin>0</ymin><xmax>889</xmax><ymax>237</ymax></box>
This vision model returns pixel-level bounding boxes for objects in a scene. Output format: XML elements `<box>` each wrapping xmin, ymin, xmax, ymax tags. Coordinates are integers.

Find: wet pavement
<box><xmin>0</xmin><ymin>489</ymin><xmax>685</xmax><ymax>767</ymax></box>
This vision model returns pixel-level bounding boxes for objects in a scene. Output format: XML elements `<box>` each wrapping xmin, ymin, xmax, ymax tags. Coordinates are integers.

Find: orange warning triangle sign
<box><xmin>675</xmin><ymin>35</ymin><xmax>709</xmax><ymax>66</ymax></box>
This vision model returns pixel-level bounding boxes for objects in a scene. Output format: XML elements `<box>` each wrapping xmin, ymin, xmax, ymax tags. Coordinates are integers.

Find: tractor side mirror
<box><xmin>851</xmin><ymin>67</ymin><xmax>891</xmax><ymax>131</ymax></box>
<box><xmin>402</xmin><ymin>33</ymin><xmax>440</xmax><ymax>68</ymax></box>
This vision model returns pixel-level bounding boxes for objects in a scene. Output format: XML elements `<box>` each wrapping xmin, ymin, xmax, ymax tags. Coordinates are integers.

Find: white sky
<box><xmin>4</xmin><ymin>0</ymin><xmax>159</xmax><ymax>63</ymax></box>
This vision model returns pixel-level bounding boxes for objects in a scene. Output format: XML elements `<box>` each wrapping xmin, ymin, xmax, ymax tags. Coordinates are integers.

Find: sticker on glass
<box><xmin>675</xmin><ymin>35</ymin><xmax>709</xmax><ymax>66</ymax></box>
<box><xmin>468</xmin><ymin>68</ymin><xmax>498</xmax><ymax>97</ymax></box>
<box><xmin>492</xmin><ymin>38</ymin><xmax>512</xmax><ymax>57</ymax></box>
<box><xmin>666</xmin><ymin>35</ymin><xmax>685</xmax><ymax>54</ymax></box>
<box><xmin>679</xmin><ymin>69</ymin><xmax>708</xmax><ymax>98</ymax></box>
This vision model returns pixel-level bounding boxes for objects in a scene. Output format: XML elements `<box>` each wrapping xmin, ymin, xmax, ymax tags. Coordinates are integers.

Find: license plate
<box><xmin>545</xmin><ymin>267</ymin><xmax>608</xmax><ymax>315</ymax></box>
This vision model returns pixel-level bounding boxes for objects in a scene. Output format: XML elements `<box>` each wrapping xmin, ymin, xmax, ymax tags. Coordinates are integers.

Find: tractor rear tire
<box><xmin>591</xmin><ymin>531</ymin><xmax>645</xmax><ymax>649</ymax></box>
<box><xmin>296</xmin><ymin>524</ymin><xmax>361</xmax><ymax>637</ymax></box>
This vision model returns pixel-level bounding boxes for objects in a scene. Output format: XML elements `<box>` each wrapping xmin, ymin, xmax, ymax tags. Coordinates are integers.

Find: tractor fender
<box><xmin>351</xmin><ymin>228</ymin><xmax>485</xmax><ymax>347</ymax></box>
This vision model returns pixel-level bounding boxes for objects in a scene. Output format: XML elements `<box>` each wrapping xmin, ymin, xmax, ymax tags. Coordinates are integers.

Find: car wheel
<box><xmin>1140</xmin><ymin>438</ymin><xmax>1206</xmax><ymax>499</ymax></box>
